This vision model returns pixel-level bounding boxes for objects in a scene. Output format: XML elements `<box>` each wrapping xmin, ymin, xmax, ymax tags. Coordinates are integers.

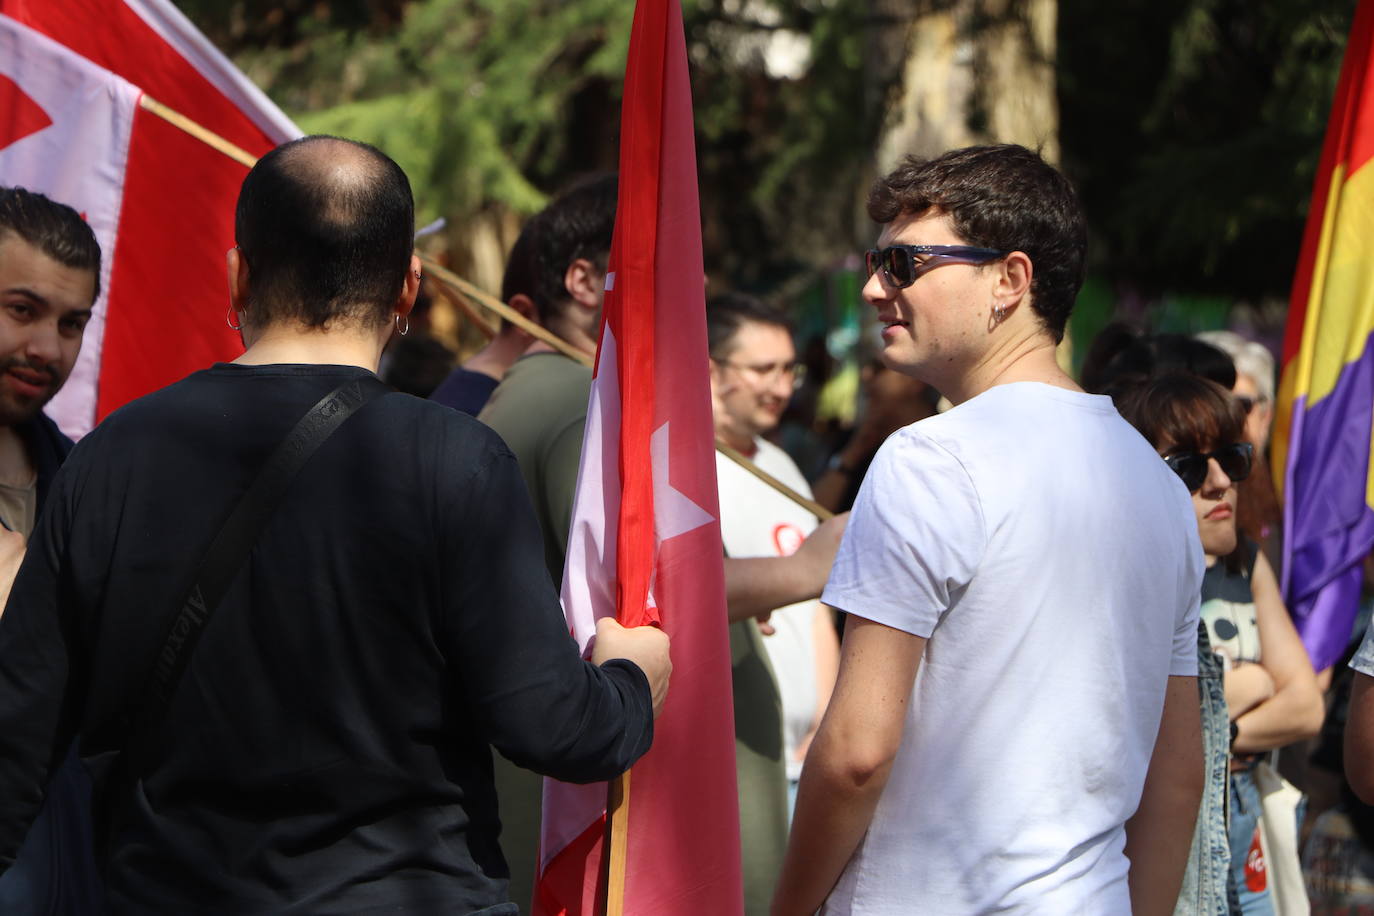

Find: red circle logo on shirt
<box><xmin>1244</xmin><ymin>826</ymin><xmax>1267</xmax><ymax>892</ymax></box>
<box><xmin>773</xmin><ymin>523</ymin><xmax>805</xmax><ymax>557</ymax></box>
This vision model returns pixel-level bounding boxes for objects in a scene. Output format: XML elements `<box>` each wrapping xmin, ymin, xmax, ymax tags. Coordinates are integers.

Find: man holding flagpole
<box><xmin>0</xmin><ymin>136</ymin><xmax>671</xmax><ymax>913</ymax></box>
<box><xmin>477</xmin><ymin>176</ymin><xmax>626</xmax><ymax>913</ymax></box>
<box><xmin>486</xmin><ymin>175</ymin><xmax>846</xmax><ymax>915</ymax></box>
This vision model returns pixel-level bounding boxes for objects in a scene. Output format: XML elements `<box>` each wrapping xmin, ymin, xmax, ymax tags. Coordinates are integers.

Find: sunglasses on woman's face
<box><xmin>1163</xmin><ymin>442</ymin><xmax>1254</xmax><ymax>492</ymax></box>
<box><xmin>864</xmin><ymin>245</ymin><xmax>1009</xmax><ymax>289</ymax></box>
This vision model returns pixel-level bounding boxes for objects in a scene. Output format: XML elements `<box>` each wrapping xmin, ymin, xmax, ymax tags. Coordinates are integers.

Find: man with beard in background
<box><xmin>0</xmin><ymin>186</ymin><xmax>102</xmax><ymax>914</ymax></box>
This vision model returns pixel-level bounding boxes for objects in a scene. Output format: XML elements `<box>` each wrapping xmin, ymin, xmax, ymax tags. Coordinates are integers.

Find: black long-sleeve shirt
<box><xmin>0</xmin><ymin>363</ymin><xmax>653</xmax><ymax>914</ymax></box>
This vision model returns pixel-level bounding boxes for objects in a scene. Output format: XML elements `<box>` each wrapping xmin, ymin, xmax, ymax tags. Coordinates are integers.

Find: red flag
<box><xmin>535</xmin><ymin>0</ymin><xmax>743</xmax><ymax>913</ymax></box>
<box><xmin>0</xmin><ymin>0</ymin><xmax>297</xmax><ymax>437</ymax></box>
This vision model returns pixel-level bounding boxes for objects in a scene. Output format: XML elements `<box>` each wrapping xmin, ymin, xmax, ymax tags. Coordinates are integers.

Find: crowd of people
<box><xmin>0</xmin><ymin>135</ymin><xmax>1369</xmax><ymax>916</ymax></box>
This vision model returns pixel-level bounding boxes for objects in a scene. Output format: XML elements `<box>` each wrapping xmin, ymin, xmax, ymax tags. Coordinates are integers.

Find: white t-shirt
<box><xmin>717</xmin><ymin>438</ymin><xmax>821</xmax><ymax>781</ymax></box>
<box><xmin>820</xmin><ymin>382</ymin><xmax>1203</xmax><ymax>915</ymax></box>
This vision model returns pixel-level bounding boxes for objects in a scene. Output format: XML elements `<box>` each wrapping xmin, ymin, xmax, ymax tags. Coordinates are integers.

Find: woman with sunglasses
<box><xmin>1116</xmin><ymin>373</ymin><xmax>1323</xmax><ymax>916</ymax></box>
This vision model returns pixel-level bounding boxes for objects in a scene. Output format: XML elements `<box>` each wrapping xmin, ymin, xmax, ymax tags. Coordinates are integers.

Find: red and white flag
<box><xmin>534</xmin><ymin>1</ymin><xmax>743</xmax><ymax>913</ymax></box>
<box><xmin>0</xmin><ymin>0</ymin><xmax>298</xmax><ymax>437</ymax></box>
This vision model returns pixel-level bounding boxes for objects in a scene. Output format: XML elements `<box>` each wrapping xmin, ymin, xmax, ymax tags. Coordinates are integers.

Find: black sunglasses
<box><xmin>1163</xmin><ymin>442</ymin><xmax>1254</xmax><ymax>493</ymax></box>
<box><xmin>864</xmin><ymin>245</ymin><xmax>1009</xmax><ymax>289</ymax></box>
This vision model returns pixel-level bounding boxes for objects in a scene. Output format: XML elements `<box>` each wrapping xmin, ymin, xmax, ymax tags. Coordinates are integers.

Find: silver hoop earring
<box><xmin>396</xmin><ymin>314</ymin><xmax>409</xmax><ymax>337</ymax></box>
<box><xmin>992</xmin><ymin>302</ymin><xmax>1008</xmax><ymax>323</ymax></box>
<box><xmin>226</xmin><ymin>306</ymin><xmax>242</xmax><ymax>331</ymax></box>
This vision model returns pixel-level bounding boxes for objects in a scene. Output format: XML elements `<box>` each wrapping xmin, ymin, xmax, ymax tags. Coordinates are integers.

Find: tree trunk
<box><xmin>874</xmin><ymin>0</ymin><xmax>1059</xmax><ymax>174</ymax></box>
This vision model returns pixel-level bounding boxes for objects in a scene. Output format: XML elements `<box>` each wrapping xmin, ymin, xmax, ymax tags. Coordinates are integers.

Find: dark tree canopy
<box><xmin>1057</xmin><ymin>0</ymin><xmax>1353</xmax><ymax>302</ymax></box>
<box><xmin>174</xmin><ymin>0</ymin><xmax>1355</xmax><ymax>321</ymax></box>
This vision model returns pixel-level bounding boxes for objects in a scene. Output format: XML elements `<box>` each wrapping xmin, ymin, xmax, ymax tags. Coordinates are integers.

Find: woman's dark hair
<box><xmin>1081</xmin><ymin>322</ymin><xmax>1236</xmax><ymax>397</ymax></box>
<box><xmin>1114</xmin><ymin>373</ymin><xmax>1249</xmax><ymax>569</ymax></box>
<box><xmin>1114</xmin><ymin>373</ymin><xmax>1246</xmax><ymax>455</ymax></box>
<box><xmin>867</xmin><ymin>144</ymin><xmax>1086</xmax><ymax>344</ymax></box>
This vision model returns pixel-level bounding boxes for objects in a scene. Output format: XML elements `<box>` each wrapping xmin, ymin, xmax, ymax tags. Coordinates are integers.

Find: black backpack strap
<box><xmin>135</xmin><ymin>374</ymin><xmax>390</xmax><ymax>743</ymax></box>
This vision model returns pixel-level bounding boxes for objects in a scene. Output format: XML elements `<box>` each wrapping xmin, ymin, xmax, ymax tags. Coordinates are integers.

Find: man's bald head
<box><xmin>234</xmin><ymin>135</ymin><xmax>414</xmax><ymax>329</ymax></box>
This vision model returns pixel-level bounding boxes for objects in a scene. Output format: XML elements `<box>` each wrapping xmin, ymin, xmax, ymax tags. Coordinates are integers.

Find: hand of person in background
<box><xmin>0</xmin><ymin>527</ymin><xmax>25</xmax><ymax>620</ymax></box>
<box><xmin>592</xmin><ymin>616</ymin><xmax>672</xmax><ymax>718</ymax></box>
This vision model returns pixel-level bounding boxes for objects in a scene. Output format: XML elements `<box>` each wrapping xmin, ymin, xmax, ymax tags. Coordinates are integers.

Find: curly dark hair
<box><xmin>527</xmin><ymin>173</ymin><xmax>617</xmax><ymax>324</ymax></box>
<box><xmin>867</xmin><ymin>144</ymin><xmax>1086</xmax><ymax>343</ymax></box>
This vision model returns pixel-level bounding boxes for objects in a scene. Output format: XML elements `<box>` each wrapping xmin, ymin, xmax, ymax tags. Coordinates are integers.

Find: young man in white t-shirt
<box><xmin>772</xmin><ymin>145</ymin><xmax>1205</xmax><ymax>916</ymax></box>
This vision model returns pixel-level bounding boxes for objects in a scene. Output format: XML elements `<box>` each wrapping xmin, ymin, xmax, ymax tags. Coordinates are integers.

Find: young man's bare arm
<box><xmin>1124</xmin><ymin>675</ymin><xmax>1203</xmax><ymax>916</ymax></box>
<box><xmin>771</xmin><ymin>615</ymin><xmax>924</xmax><ymax>916</ymax></box>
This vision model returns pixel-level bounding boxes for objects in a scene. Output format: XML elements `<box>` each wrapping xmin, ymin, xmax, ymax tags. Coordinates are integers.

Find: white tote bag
<box><xmin>1254</xmin><ymin>760</ymin><xmax>1310</xmax><ymax>916</ymax></box>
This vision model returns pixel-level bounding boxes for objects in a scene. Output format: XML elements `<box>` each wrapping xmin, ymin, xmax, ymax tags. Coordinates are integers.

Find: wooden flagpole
<box><xmin>604</xmin><ymin>771</ymin><xmax>631</xmax><ymax>916</ymax></box>
<box><xmin>139</xmin><ymin>95</ymin><xmax>257</xmax><ymax>168</ymax></box>
<box><xmin>428</xmin><ymin>270</ymin><xmax>499</xmax><ymax>339</ymax></box>
<box><xmin>143</xmin><ymin>76</ymin><xmax>834</xmax><ymax>912</ymax></box>
<box><xmin>714</xmin><ymin>439</ymin><xmax>833</xmax><ymax>519</ymax></box>
<box><xmin>418</xmin><ymin>258</ymin><xmax>593</xmax><ymax>365</ymax></box>
<box><xmin>135</xmin><ymin>98</ymin><xmax>836</xmax><ymax>525</ymax></box>
<box><xmin>416</xmin><ymin>261</ymin><xmax>835</xmax><ymax>519</ymax></box>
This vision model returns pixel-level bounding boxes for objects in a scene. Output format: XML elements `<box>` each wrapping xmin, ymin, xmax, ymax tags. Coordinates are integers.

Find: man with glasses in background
<box><xmin>706</xmin><ymin>292</ymin><xmax>845</xmax><ymax>916</ymax></box>
<box><xmin>773</xmin><ymin>145</ymin><xmax>1205</xmax><ymax>915</ymax></box>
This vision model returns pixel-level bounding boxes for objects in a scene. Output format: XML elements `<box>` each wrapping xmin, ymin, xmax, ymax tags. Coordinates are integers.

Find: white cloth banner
<box><xmin>0</xmin><ymin>14</ymin><xmax>138</xmax><ymax>437</ymax></box>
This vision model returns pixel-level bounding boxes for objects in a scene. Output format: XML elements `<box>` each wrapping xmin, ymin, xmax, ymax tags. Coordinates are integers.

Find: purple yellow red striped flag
<box><xmin>1273</xmin><ymin>0</ymin><xmax>1374</xmax><ymax>672</ymax></box>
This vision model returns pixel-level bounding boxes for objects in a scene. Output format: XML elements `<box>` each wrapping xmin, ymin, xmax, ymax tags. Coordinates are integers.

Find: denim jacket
<box><xmin>1174</xmin><ymin>620</ymin><xmax>1232</xmax><ymax>916</ymax></box>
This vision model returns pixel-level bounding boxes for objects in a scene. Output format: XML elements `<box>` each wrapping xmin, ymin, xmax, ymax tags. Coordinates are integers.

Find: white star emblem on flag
<box><xmin>651</xmin><ymin>421</ymin><xmax>715</xmax><ymax>543</ymax></box>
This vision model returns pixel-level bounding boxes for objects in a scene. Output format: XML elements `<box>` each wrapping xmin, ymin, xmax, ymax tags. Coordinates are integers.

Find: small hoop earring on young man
<box><xmin>991</xmin><ymin>301</ymin><xmax>1009</xmax><ymax>323</ymax></box>
<box><xmin>226</xmin><ymin>305</ymin><xmax>243</xmax><ymax>331</ymax></box>
<box><xmin>395</xmin><ymin>314</ymin><xmax>409</xmax><ymax>337</ymax></box>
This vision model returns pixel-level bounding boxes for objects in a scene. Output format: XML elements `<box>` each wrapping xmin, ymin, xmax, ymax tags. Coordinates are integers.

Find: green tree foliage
<box><xmin>177</xmin><ymin>0</ymin><xmax>1354</xmax><ymax>309</ymax></box>
<box><xmin>1058</xmin><ymin>0</ymin><xmax>1353</xmax><ymax>302</ymax></box>
<box><xmin>172</xmin><ymin>0</ymin><xmax>894</xmax><ymax>291</ymax></box>
<box><xmin>687</xmin><ymin>0</ymin><xmax>894</xmax><ymax>289</ymax></box>
<box><xmin>181</xmin><ymin>0</ymin><xmax>635</xmax><ymax>227</ymax></box>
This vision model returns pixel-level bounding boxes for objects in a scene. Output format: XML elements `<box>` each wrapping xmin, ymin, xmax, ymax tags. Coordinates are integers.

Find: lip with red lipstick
<box><xmin>1204</xmin><ymin>502</ymin><xmax>1233</xmax><ymax>521</ymax></box>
